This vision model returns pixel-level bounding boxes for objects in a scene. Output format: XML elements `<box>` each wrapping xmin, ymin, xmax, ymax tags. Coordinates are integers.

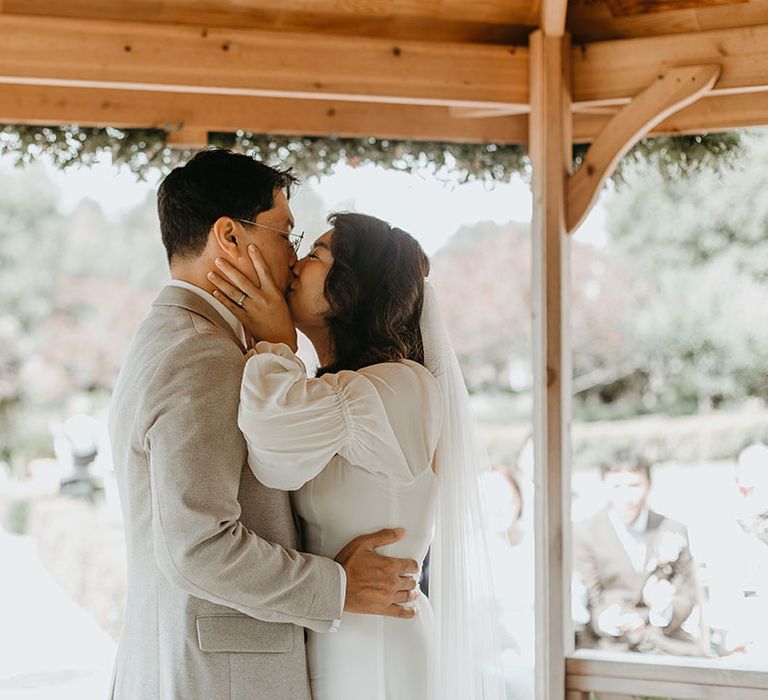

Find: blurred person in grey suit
<box><xmin>573</xmin><ymin>449</ymin><xmax>708</xmax><ymax>657</ymax></box>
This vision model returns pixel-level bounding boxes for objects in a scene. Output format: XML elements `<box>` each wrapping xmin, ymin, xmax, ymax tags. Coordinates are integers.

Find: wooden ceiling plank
<box><xmin>0</xmin><ymin>14</ymin><xmax>529</xmax><ymax>109</ymax></box>
<box><xmin>605</xmin><ymin>0</ymin><xmax>746</xmax><ymax>17</ymax></box>
<box><xmin>572</xmin><ymin>23</ymin><xmax>768</xmax><ymax>107</ymax></box>
<box><xmin>568</xmin><ymin>0</ymin><xmax>768</xmax><ymax>41</ymax></box>
<box><xmin>0</xmin><ymin>0</ymin><xmax>535</xmax><ymax>40</ymax></box>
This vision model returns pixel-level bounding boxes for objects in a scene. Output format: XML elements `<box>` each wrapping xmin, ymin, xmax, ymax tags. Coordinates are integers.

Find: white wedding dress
<box><xmin>238</xmin><ymin>342</ymin><xmax>443</xmax><ymax>700</ymax></box>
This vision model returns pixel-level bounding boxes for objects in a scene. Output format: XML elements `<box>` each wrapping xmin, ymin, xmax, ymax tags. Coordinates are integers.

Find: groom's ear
<box><xmin>211</xmin><ymin>217</ymin><xmax>240</xmax><ymax>258</ymax></box>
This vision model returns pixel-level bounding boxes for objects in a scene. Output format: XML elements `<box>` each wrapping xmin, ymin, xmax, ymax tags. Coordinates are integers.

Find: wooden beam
<box><xmin>529</xmin><ymin>28</ymin><xmax>572</xmax><ymax>700</ymax></box>
<box><xmin>567</xmin><ymin>64</ymin><xmax>720</xmax><ymax>233</ymax></box>
<box><xmin>572</xmin><ymin>23</ymin><xmax>768</xmax><ymax>108</ymax></box>
<box><xmin>574</xmin><ymin>91</ymin><xmax>768</xmax><ymax>141</ymax></box>
<box><xmin>4</xmin><ymin>76</ymin><xmax>766</xmax><ymax>148</ymax></box>
<box><xmin>0</xmin><ymin>0</ymin><xmax>538</xmax><ymax>43</ymax></box>
<box><xmin>569</xmin><ymin>675</ymin><xmax>763</xmax><ymax>700</ymax></box>
<box><xmin>605</xmin><ymin>0</ymin><xmax>747</xmax><ymax>16</ymax></box>
<box><xmin>567</xmin><ymin>651</ymin><xmax>768</xmax><ymax>691</ymax></box>
<box><xmin>568</xmin><ymin>0</ymin><xmax>768</xmax><ymax>42</ymax></box>
<box><xmin>3</xmin><ymin>12</ymin><xmax>768</xmax><ymax>135</ymax></box>
<box><xmin>0</xmin><ymin>84</ymin><xmax>528</xmax><ymax>144</ymax></box>
<box><xmin>540</xmin><ymin>0</ymin><xmax>569</xmax><ymax>37</ymax></box>
<box><xmin>0</xmin><ymin>13</ymin><xmax>529</xmax><ymax>110</ymax></box>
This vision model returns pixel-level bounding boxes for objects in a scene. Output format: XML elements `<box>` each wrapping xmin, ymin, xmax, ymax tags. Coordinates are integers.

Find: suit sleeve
<box><xmin>142</xmin><ymin>331</ymin><xmax>343</xmax><ymax>632</ymax></box>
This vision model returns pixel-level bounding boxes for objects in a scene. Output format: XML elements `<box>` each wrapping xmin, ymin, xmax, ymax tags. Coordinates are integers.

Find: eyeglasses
<box><xmin>234</xmin><ymin>218</ymin><xmax>305</xmax><ymax>253</ymax></box>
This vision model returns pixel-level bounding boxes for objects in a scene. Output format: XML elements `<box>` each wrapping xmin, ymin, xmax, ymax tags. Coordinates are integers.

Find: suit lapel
<box><xmin>153</xmin><ymin>285</ymin><xmax>246</xmax><ymax>353</ymax></box>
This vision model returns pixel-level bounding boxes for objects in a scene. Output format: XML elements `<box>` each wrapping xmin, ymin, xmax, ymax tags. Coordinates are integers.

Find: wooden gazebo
<box><xmin>4</xmin><ymin>2</ymin><xmax>768</xmax><ymax>698</ymax></box>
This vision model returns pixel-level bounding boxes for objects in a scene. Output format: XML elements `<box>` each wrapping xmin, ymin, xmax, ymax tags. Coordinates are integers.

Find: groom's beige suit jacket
<box><xmin>108</xmin><ymin>285</ymin><xmax>343</xmax><ymax>699</ymax></box>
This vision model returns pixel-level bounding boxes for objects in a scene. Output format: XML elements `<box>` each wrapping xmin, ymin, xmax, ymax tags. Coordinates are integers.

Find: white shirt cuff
<box><xmin>597</xmin><ymin>606</ymin><xmax>623</xmax><ymax>637</ymax></box>
<box><xmin>649</xmin><ymin>604</ymin><xmax>674</xmax><ymax>628</ymax></box>
<box><xmin>330</xmin><ymin>563</ymin><xmax>346</xmax><ymax>632</ymax></box>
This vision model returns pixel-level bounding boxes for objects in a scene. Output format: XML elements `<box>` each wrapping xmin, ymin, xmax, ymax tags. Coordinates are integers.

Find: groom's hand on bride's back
<box><xmin>334</xmin><ymin>528</ymin><xmax>420</xmax><ymax>619</ymax></box>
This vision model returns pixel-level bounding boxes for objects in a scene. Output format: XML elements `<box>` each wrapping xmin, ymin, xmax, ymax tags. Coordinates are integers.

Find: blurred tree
<box><xmin>429</xmin><ymin>221</ymin><xmax>644</xmax><ymax>396</ymax></box>
<box><xmin>602</xmin><ymin>131</ymin><xmax>768</xmax><ymax>412</ymax></box>
<box><xmin>0</xmin><ymin>163</ymin><xmax>63</xmax><ymax>464</ymax></box>
<box><xmin>0</xmin><ymin>161</ymin><xmax>335</xmax><ymax>467</ymax></box>
<box><xmin>430</xmin><ymin>222</ymin><xmax>530</xmax><ymax>392</ymax></box>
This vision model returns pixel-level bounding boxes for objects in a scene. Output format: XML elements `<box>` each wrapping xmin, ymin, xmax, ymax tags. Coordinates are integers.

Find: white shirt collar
<box><xmin>608</xmin><ymin>506</ymin><xmax>650</xmax><ymax>536</ymax></box>
<box><xmin>629</xmin><ymin>507</ymin><xmax>650</xmax><ymax>536</ymax></box>
<box><xmin>167</xmin><ymin>280</ymin><xmax>246</xmax><ymax>346</ymax></box>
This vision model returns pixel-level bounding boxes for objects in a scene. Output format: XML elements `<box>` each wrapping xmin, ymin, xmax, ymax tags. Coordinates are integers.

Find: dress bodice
<box><xmin>238</xmin><ymin>343</ymin><xmax>443</xmax><ymax>700</ymax></box>
<box><xmin>295</xmin><ymin>457</ymin><xmax>437</xmax><ymax>565</ymax></box>
<box><xmin>238</xmin><ymin>342</ymin><xmax>442</xmax><ymax>566</ymax></box>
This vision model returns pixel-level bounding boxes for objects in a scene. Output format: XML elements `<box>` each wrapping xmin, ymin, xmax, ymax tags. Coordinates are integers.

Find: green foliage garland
<box><xmin>0</xmin><ymin>123</ymin><xmax>746</xmax><ymax>184</ymax></box>
<box><xmin>574</xmin><ymin>131</ymin><xmax>747</xmax><ymax>184</ymax></box>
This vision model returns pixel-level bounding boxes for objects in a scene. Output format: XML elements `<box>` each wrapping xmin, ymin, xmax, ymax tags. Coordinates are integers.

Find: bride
<box><xmin>210</xmin><ymin>212</ymin><xmax>505</xmax><ymax>700</ymax></box>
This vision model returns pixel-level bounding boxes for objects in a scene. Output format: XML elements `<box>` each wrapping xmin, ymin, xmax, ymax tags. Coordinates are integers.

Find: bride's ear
<box><xmin>211</xmin><ymin>217</ymin><xmax>240</xmax><ymax>258</ymax></box>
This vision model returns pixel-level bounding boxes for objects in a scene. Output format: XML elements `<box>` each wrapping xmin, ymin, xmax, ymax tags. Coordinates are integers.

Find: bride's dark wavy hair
<box><xmin>317</xmin><ymin>212</ymin><xmax>430</xmax><ymax>377</ymax></box>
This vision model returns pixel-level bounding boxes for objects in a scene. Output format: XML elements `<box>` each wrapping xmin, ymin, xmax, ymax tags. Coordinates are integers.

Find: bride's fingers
<box><xmin>210</xmin><ymin>289</ymin><xmax>247</xmax><ymax>322</ymax></box>
<box><xmin>207</xmin><ymin>271</ymin><xmax>246</xmax><ymax>304</ymax></box>
<box><xmin>214</xmin><ymin>257</ymin><xmax>262</xmax><ymax>296</ymax></box>
<box><xmin>247</xmin><ymin>244</ymin><xmax>278</xmax><ymax>293</ymax></box>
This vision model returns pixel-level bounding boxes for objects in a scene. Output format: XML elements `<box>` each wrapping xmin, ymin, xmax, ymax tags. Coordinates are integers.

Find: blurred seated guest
<box><xmin>711</xmin><ymin>441</ymin><xmax>768</xmax><ymax>658</ymax></box>
<box><xmin>573</xmin><ymin>449</ymin><xmax>709</xmax><ymax>656</ymax></box>
<box><xmin>735</xmin><ymin>441</ymin><xmax>768</xmax><ymax>547</ymax></box>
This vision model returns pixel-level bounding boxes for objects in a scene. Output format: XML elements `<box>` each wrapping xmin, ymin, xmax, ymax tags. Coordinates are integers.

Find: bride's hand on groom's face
<box><xmin>335</xmin><ymin>528</ymin><xmax>421</xmax><ymax>619</ymax></box>
<box><xmin>208</xmin><ymin>245</ymin><xmax>297</xmax><ymax>351</ymax></box>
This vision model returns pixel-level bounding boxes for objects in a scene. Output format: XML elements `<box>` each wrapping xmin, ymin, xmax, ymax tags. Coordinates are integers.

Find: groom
<box><xmin>108</xmin><ymin>148</ymin><xmax>419</xmax><ymax>699</ymax></box>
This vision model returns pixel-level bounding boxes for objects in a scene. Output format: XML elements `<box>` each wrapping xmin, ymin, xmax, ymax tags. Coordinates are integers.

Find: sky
<box><xmin>4</xmin><ymin>151</ymin><xmax>608</xmax><ymax>252</ymax></box>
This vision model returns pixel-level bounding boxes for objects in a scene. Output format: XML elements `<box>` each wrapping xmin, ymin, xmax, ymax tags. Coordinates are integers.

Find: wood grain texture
<box><xmin>0</xmin><ymin>14</ymin><xmax>529</xmax><ymax>109</ymax></box>
<box><xmin>529</xmin><ymin>27</ymin><xmax>573</xmax><ymax>700</ymax></box>
<box><xmin>0</xmin><ymin>84</ymin><xmax>529</xmax><ymax>143</ymax></box>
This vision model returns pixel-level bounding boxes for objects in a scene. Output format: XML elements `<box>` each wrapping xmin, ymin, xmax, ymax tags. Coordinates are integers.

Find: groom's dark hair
<box><xmin>157</xmin><ymin>148</ymin><xmax>297</xmax><ymax>263</ymax></box>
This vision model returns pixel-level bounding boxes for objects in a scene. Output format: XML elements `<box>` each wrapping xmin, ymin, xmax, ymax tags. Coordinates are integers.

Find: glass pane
<box><xmin>0</xmin><ymin>153</ymin><xmax>535</xmax><ymax>698</ymax></box>
<box><xmin>427</xmin><ymin>216</ymin><xmax>535</xmax><ymax>698</ymax></box>
<box><xmin>570</xmin><ymin>130</ymin><xmax>768</xmax><ymax>671</ymax></box>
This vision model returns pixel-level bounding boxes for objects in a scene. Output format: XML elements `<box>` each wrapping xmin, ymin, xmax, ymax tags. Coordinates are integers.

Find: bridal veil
<box><xmin>420</xmin><ymin>280</ymin><xmax>507</xmax><ymax>700</ymax></box>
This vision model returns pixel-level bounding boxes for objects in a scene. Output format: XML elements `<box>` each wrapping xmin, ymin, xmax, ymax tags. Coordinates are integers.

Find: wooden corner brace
<box><xmin>566</xmin><ymin>64</ymin><xmax>721</xmax><ymax>234</ymax></box>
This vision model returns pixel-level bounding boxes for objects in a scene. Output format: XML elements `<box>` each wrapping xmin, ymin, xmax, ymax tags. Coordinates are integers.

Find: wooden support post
<box><xmin>529</xmin><ymin>28</ymin><xmax>573</xmax><ymax>700</ymax></box>
<box><xmin>541</xmin><ymin>0</ymin><xmax>569</xmax><ymax>37</ymax></box>
<box><xmin>566</xmin><ymin>64</ymin><xmax>720</xmax><ymax>233</ymax></box>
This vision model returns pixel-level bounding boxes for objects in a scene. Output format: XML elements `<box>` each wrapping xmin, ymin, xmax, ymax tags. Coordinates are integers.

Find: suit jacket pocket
<box><xmin>196</xmin><ymin>615</ymin><xmax>294</xmax><ymax>653</ymax></box>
